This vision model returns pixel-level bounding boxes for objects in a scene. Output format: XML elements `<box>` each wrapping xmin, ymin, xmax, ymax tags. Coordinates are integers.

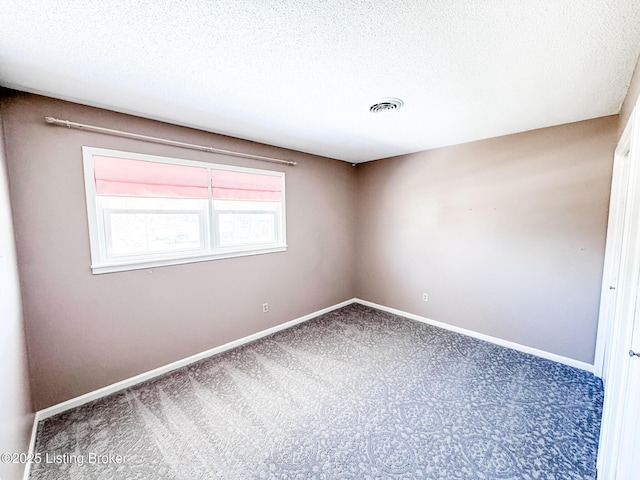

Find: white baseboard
<box><xmin>21</xmin><ymin>298</ymin><xmax>357</xmax><ymax>479</ymax></box>
<box><xmin>31</xmin><ymin>297</ymin><xmax>593</xmax><ymax>423</ymax></box>
<box><xmin>22</xmin><ymin>413</ymin><xmax>38</xmax><ymax>480</ymax></box>
<box><xmin>35</xmin><ymin>298</ymin><xmax>356</xmax><ymax>423</ymax></box>
<box><xmin>23</xmin><ymin>296</ymin><xmax>593</xmax><ymax>479</ymax></box>
<box><xmin>353</xmin><ymin>298</ymin><xmax>595</xmax><ymax>373</ymax></box>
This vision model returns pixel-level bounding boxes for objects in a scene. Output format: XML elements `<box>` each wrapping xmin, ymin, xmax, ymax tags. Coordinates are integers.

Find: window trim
<box><xmin>82</xmin><ymin>147</ymin><xmax>287</xmax><ymax>274</ymax></box>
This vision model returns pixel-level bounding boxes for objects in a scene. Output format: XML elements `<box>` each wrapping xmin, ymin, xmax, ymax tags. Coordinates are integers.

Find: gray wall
<box><xmin>2</xmin><ymin>93</ymin><xmax>357</xmax><ymax>410</ymax></box>
<box><xmin>0</xmin><ymin>100</ymin><xmax>33</xmax><ymax>480</ymax></box>
<box><xmin>620</xmin><ymin>53</ymin><xmax>640</xmax><ymax>136</ymax></box>
<box><xmin>355</xmin><ymin>116</ymin><xmax>618</xmax><ymax>364</ymax></box>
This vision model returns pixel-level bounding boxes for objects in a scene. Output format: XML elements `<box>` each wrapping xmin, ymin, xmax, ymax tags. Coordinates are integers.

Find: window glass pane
<box><xmin>218</xmin><ymin>212</ymin><xmax>276</xmax><ymax>247</ymax></box>
<box><xmin>103</xmin><ymin>197</ymin><xmax>206</xmax><ymax>257</ymax></box>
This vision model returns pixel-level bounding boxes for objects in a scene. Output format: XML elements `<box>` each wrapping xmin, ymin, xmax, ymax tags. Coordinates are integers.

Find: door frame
<box><xmin>593</xmin><ymin>115</ymin><xmax>634</xmax><ymax>379</ymax></box>
<box><xmin>596</xmin><ymin>99</ymin><xmax>640</xmax><ymax>479</ymax></box>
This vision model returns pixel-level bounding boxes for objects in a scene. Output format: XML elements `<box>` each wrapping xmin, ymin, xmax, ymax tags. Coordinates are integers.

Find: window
<box><xmin>82</xmin><ymin>147</ymin><xmax>286</xmax><ymax>274</ymax></box>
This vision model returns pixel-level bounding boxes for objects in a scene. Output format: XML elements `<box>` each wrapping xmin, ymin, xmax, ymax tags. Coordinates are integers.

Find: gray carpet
<box><xmin>30</xmin><ymin>304</ymin><xmax>603</xmax><ymax>479</ymax></box>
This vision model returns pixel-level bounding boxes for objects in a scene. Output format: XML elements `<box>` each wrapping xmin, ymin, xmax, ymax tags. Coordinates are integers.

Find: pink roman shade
<box><xmin>93</xmin><ymin>156</ymin><xmax>209</xmax><ymax>199</ymax></box>
<box><xmin>211</xmin><ymin>169</ymin><xmax>282</xmax><ymax>202</ymax></box>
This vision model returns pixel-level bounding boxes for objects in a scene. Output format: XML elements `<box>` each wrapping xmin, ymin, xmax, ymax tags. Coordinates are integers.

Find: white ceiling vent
<box><xmin>369</xmin><ymin>98</ymin><xmax>404</xmax><ymax>113</ymax></box>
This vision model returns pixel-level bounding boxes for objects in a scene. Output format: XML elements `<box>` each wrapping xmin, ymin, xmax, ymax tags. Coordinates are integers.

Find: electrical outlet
<box><xmin>422</xmin><ymin>293</ymin><xmax>428</xmax><ymax>302</ymax></box>
<box><xmin>262</xmin><ymin>303</ymin><xmax>269</xmax><ymax>313</ymax></box>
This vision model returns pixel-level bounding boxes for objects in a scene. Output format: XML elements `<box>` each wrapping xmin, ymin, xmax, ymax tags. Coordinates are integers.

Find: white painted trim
<box><xmin>597</xmin><ymin>98</ymin><xmax>640</xmax><ymax>480</ymax></box>
<box><xmin>594</xmin><ymin>113</ymin><xmax>636</xmax><ymax>379</ymax></box>
<box><xmin>91</xmin><ymin>245</ymin><xmax>288</xmax><ymax>274</ymax></box>
<box><xmin>23</xmin><ymin>295</ymin><xmax>593</xmax><ymax>479</ymax></box>
<box><xmin>23</xmin><ymin>298</ymin><xmax>356</xmax><ymax>479</ymax></box>
<box><xmin>353</xmin><ymin>299</ymin><xmax>594</xmax><ymax>372</ymax></box>
<box><xmin>32</xmin><ymin>298</ymin><xmax>356</xmax><ymax>422</ymax></box>
<box><xmin>22</xmin><ymin>413</ymin><xmax>39</xmax><ymax>480</ymax></box>
<box><xmin>30</xmin><ymin>296</ymin><xmax>594</xmax><ymax>422</ymax></box>
<box><xmin>82</xmin><ymin>146</ymin><xmax>287</xmax><ymax>177</ymax></box>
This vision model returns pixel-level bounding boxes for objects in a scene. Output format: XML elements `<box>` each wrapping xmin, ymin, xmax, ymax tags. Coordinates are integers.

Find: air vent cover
<box><xmin>370</xmin><ymin>98</ymin><xmax>404</xmax><ymax>113</ymax></box>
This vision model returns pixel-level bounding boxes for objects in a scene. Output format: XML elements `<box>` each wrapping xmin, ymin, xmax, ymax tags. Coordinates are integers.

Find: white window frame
<box><xmin>82</xmin><ymin>147</ymin><xmax>287</xmax><ymax>274</ymax></box>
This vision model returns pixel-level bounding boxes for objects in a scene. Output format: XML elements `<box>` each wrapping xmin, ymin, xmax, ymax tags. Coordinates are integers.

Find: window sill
<box><xmin>90</xmin><ymin>245</ymin><xmax>288</xmax><ymax>274</ymax></box>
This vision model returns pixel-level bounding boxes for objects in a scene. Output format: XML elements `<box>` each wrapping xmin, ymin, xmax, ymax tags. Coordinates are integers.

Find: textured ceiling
<box><xmin>1</xmin><ymin>1</ymin><xmax>639</xmax><ymax>163</ymax></box>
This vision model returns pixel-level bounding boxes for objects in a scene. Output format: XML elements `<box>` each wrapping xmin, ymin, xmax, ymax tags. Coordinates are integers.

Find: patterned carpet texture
<box><xmin>31</xmin><ymin>304</ymin><xmax>603</xmax><ymax>479</ymax></box>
